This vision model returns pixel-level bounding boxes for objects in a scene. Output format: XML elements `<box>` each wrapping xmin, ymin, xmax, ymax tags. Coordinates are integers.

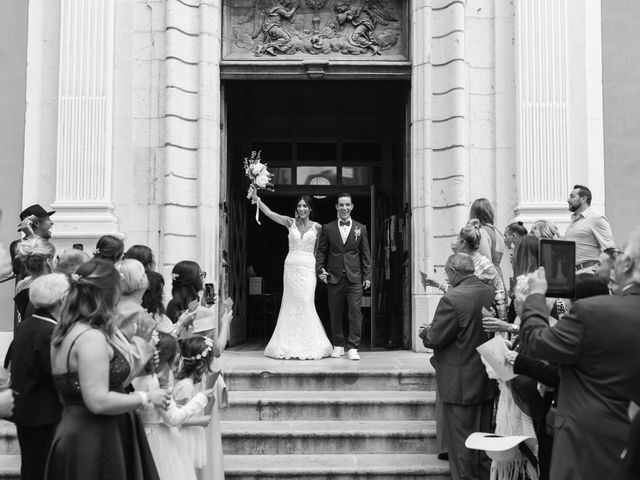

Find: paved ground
<box><xmin>220</xmin><ymin>345</ymin><xmax>435</xmax><ymax>374</ymax></box>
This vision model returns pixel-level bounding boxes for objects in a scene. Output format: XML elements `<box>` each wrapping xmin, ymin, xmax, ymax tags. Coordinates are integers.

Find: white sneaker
<box><xmin>330</xmin><ymin>346</ymin><xmax>345</xmax><ymax>358</ymax></box>
<box><xmin>347</xmin><ymin>349</ymin><xmax>360</xmax><ymax>361</ymax></box>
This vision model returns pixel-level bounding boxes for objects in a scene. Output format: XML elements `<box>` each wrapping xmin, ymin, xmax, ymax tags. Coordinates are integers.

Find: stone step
<box><xmin>223</xmin><ymin>369</ymin><xmax>434</xmax><ymax>392</ymax></box>
<box><xmin>221</xmin><ymin>390</ymin><xmax>436</xmax><ymax>421</ymax></box>
<box><xmin>224</xmin><ymin>453</ymin><xmax>450</xmax><ymax>479</ymax></box>
<box><xmin>222</xmin><ymin>420</ymin><xmax>437</xmax><ymax>455</ymax></box>
<box><xmin>0</xmin><ymin>424</ymin><xmax>17</xmax><ymax>456</ymax></box>
<box><xmin>0</xmin><ymin>455</ymin><xmax>19</xmax><ymax>479</ymax></box>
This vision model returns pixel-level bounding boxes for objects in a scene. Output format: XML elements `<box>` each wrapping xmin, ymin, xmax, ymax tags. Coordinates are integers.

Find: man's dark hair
<box><xmin>573</xmin><ymin>184</ymin><xmax>592</xmax><ymax>205</ymax></box>
<box><xmin>336</xmin><ymin>193</ymin><xmax>352</xmax><ymax>204</ymax></box>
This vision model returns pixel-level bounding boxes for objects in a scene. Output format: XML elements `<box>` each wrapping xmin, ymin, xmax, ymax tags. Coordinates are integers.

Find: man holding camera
<box><xmin>565</xmin><ymin>185</ymin><xmax>615</xmax><ymax>274</ymax></box>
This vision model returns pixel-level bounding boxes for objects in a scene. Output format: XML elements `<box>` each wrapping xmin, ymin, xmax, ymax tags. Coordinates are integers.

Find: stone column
<box><xmin>514</xmin><ymin>0</ymin><xmax>604</xmax><ymax>231</ymax></box>
<box><xmin>51</xmin><ymin>0</ymin><xmax>119</xmax><ymax>242</ymax></box>
<box><xmin>162</xmin><ymin>0</ymin><xmax>221</xmax><ymax>289</ymax></box>
<box><xmin>411</xmin><ymin>0</ymin><xmax>469</xmax><ymax>351</ymax></box>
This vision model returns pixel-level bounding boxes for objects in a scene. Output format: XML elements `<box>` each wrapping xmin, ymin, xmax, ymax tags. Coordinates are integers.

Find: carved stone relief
<box><xmin>223</xmin><ymin>0</ymin><xmax>408</xmax><ymax>60</ymax></box>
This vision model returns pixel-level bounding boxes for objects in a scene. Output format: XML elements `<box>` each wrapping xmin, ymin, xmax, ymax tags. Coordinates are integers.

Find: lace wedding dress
<box><xmin>264</xmin><ymin>222</ymin><xmax>333</xmax><ymax>360</ymax></box>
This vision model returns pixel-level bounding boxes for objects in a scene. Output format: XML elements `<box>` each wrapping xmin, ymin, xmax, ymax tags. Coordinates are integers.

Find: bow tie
<box><xmin>339</xmin><ymin>220</ymin><xmax>351</xmax><ymax>227</ymax></box>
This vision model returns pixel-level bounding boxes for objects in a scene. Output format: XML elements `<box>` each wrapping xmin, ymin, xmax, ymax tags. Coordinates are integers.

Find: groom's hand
<box><xmin>363</xmin><ymin>280</ymin><xmax>371</xmax><ymax>290</ymax></box>
<box><xmin>319</xmin><ymin>268</ymin><xmax>329</xmax><ymax>284</ymax></box>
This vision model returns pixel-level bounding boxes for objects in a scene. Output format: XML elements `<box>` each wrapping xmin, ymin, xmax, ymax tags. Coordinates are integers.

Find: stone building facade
<box><xmin>2</xmin><ymin>0</ymin><xmax>609</xmax><ymax>350</ymax></box>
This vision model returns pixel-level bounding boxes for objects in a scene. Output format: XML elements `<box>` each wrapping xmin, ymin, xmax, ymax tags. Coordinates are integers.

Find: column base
<box><xmin>49</xmin><ymin>202</ymin><xmax>121</xmax><ymax>251</ymax></box>
<box><xmin>514</xmin><ymin>203</ymin><xmax>571</xmax><ymax>236</ymax></box>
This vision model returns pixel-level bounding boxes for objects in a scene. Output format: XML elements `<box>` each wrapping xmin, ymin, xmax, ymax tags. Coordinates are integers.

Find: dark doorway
<box><xmin>225</xmin><ymin>80</ymin><xmax>410</xmax><ymax>349</ymax></box>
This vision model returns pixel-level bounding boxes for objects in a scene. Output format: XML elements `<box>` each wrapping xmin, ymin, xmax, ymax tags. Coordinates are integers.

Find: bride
<box><xmin>251</xmin><ymin>190</ymin><xmax>333</xmax><ymax>360</ymax></box>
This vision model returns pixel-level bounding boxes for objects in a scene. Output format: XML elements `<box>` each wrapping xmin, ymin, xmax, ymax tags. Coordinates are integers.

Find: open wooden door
<box><xmin>227</xmin><ymin>187</ymin><xmax>248</xmax><ymax>345</ymax></box>
<box><xmin>370</xmin><ymin>185</ymin><xmax>392</xmax><ymax>347</ymax></box>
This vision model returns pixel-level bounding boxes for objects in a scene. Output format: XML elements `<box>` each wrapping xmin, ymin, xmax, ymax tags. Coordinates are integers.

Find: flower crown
<box><xmin>181</xmin><ymin>337</ymin><xmax>214</xmax><ymax>362</ymax></box>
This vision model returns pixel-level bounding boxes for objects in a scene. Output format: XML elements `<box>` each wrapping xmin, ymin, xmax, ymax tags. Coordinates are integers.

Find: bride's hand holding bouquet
<box><xmin>243</xmin><ymin>151</ymin><xmax>274</xmax><ymax>224</ymax></box>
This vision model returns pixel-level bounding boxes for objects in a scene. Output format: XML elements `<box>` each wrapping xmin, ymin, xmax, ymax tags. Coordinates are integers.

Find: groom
<box><xmin>316</xmin><ymin>193</ymin><xmax>372</xmax><ymax>361</ymax></box>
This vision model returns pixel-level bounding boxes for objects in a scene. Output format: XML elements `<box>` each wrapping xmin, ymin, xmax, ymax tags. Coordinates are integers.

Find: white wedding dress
<box><xmin>264</xmin><ymin>221</ymin><xmax>333</xmax><ymax>360</ymax></box>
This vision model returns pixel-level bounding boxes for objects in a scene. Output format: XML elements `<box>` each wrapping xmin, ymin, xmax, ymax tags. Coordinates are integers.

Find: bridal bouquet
<box><xmin>244</xmin><ymin>151</ymin><xmax>274</xmax><ymax>224</ymax></box>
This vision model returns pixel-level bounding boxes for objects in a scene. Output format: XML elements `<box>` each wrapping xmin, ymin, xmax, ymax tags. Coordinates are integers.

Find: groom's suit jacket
<box><xmin>316</xmin><ymin>219</ymin><xmax>372</xmax><ymax>285</ymax></box>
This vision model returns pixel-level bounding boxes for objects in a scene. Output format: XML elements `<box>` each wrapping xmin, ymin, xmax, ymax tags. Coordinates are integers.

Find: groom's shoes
<box><xmin>330</xmin><ymin>346</ymin><xmax>345</xmax><ymax>358</ymax></box>
<box><xmin>347</xmin><ymin>349</ymin><xmax>360</xmax><ymax>361</ymax></box>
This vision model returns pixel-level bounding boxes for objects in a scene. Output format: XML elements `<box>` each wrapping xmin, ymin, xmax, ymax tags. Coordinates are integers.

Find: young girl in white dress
<box><xmin>252</xmin><ymin>192</ymin><xmax>333</xmax><ymax>360</ymax></box>
<box><xmin>174</xmin><ymin>336</ymin><xmax>217</xmax><ymax>471</ymax></box>
<box><xmin>132</xmin><ymin>332</ymin><xmax>215</xmax><ymax>480</ymax></box>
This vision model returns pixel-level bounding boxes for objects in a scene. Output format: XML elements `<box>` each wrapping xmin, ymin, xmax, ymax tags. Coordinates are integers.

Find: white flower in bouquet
<box><xmin>243</xmin><ymin>151</ymin><xmax>275</xmax><ymax>224</ymax></box>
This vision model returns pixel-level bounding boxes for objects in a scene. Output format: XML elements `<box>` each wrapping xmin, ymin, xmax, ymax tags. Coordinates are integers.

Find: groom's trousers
<box><xmin>327</xmin><ymin>276</ymin><xmax>363</xmax><ymax>349</ymax></box>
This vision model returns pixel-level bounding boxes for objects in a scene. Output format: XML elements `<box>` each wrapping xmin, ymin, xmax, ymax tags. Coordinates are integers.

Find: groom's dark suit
<box><xmin>316</xmin><ymin>219</ymin><xmax>372</xmax><ymax>349</ymax></box>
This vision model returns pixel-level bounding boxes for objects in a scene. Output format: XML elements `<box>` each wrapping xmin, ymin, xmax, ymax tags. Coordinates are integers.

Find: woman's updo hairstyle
<box><xmin>93</xmin><ymin>235</ymin><xmax>125</xmax><ymax>263</ymax></box>
<box><xmin>124</xmin><ymin>245</ymin><xmax>154</xmax><ymax>271</ymax></box>
<box><xmin>116</xmin><ymin>258</ymin><xmax>149</xmax><ymax>295</ymax></box>
<box><xmin>294</xmin><ymin>195</ymin><xmax>315</xmax><ymax>220</ymax></box>
<box><xmin>15</xmin><ymin>238</ymin><xmax>55</xmax><ymax>276</ymax></box>
<box><xmin>52</xmin><ymin>259</ymin><xmax>121</xmax><ymax>346</ymax></box>
<box><xmin>166</xmin><ymin>260</ymin><xmax>203</xmax><ymax>323</ymax></box>
<box><xmin>459</xmin><ymin>219</ymin><xmax>483</xmax><ymax>252</ymax></box>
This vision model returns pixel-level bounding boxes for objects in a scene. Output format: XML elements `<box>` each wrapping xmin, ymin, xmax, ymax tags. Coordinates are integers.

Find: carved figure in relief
<box><xmin>334</xmin><ymin>0</ymin><xmax>397</xmax><ymax>55</ymax></box>
<box><xmin>241</xmin><ymin>0</ymin><xmax>301</xmax><ymax>56</ymax></box>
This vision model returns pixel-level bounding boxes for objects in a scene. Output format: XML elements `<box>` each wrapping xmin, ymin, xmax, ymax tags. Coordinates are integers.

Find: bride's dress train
<box><xmin>264</xmin><ymin>222</ymin><xmax>333</xmax><ymax>360</ymax></box>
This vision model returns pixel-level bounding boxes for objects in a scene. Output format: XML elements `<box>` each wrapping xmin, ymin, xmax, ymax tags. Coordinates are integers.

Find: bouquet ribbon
<box><xmin>254</xmin><ymin>197</ymin><xmax>261</xmax><ymax>225</ymax></box>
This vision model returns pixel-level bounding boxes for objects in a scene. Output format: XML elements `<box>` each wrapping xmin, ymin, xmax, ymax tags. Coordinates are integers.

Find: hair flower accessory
<box><xmin>181</xmin><ymin>336</ymin><xmax>215</xmax><ymax>362</ymax></box>
<box><xmin>70</xmin><ymin>273</ymin><xmax>81</xmax><ymax>283</ymax></box>
<box><xmin>93</xmin><ymin>248</ymin><xmax>101</xmax><ymax>256</ymax></box>
<box><xmin>171</xmin><ymin>273</ymin><xmax>179</xmax><ymax>281</ymax></box>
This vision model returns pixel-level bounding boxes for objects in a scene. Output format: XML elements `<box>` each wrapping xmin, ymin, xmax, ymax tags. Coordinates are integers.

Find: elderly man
<box><xmin>520</xmin><ymin>228</ymin><xmax>640</xmax><ymax>480</ymax></box>
<box><xmin>564</xmin><ymin>184</ymin><xmax>615</xmax><ymax>273</ymax></box>
<box><xmin>419</xmin><ymin>253</ymin><xmax>496</xmax><ymax>480</ymax></box>
<box><xmin>55</xmin><ymin>248</ymin><xmax>90</xmax><ymax>276</ymax></box>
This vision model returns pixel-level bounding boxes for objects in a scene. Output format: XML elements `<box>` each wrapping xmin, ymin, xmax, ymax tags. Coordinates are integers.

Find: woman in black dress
<box><xmin>46</xmin><ymin>259</ymin><xmax>170</xmax><ymax>480</ymax></box>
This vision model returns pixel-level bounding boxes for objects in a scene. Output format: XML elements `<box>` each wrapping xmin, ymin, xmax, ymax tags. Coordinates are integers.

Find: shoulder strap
<box><xmin>65</xmin><ymin>329</ymin><xmax>94</xmax><ymax>373</ymax></box>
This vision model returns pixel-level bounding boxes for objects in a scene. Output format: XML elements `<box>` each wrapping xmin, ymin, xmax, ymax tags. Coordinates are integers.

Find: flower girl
<box><xmin>132</xmin><ymin>332</ymin><xmax>214</xmax><ymax>480</ymax></box>
<box><xmin>174</xmin><ymin>336</ymin><xmax>217</xmax><ymax>471</ymax></box>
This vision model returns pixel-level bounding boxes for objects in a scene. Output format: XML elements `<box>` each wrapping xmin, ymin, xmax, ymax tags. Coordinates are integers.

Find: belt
<box><xmin>575</xmin><ymin>260</ymin><xmax>599</xmax><ymax>271</ymax></box>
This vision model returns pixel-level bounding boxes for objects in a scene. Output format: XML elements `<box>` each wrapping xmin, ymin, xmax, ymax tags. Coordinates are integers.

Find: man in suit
<box><xmin>520</xmin><ymin>227</ymin><xmax>640</xmax><ymax>480</ymax></box>
<box><xmin>10</xmin><ymin>273</ymin><xmax>68</xmax><ymax>480</ymax></box>
<box><xmin>316</xmin><ymin>193</ymin><xmax>372</xmax><ymax>361</ymax></box>
<box><xmin>419</xmin><ymin>253</ymin><xmax>496</xmax><ymax>480</ymax></box>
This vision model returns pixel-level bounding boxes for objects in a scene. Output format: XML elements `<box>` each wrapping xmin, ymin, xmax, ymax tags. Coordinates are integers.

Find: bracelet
<box><xmin>511</xmin><ymin>324</ymin><xmax>519</xmax><ymax>335</ymax></box>
<box><xmin>136</xmin><ymin>391</ymin><xmax>153</xmax><ymax>409</ymax></box>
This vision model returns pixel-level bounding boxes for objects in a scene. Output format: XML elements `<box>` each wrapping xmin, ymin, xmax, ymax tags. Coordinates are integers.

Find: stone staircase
<box><xmin>0</xmin><ymin>351</ymin><xmax>451</xmax><ymax>479</ymax></box>
<box><xmin>220</xmin><ymin>350</ymin><xmax>450</xmax><ymax>479</ymax></box>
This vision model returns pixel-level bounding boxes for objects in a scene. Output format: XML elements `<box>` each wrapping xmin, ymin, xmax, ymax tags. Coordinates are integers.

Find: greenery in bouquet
<box><xmin>243</xmin><ymin>151</ymin><xmax>274</xmax><ymax>199</ymax></box>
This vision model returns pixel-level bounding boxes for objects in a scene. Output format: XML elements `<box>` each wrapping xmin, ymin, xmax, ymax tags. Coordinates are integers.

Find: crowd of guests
<box><xmin>0</xmin><ymin>204</ymin><xmax>233</xmax><ymax>480</ymax></box>
<box><xmin>419</xmin><ymin>185</ymin><xmax>640</xmax><ymax>480</ymax></box>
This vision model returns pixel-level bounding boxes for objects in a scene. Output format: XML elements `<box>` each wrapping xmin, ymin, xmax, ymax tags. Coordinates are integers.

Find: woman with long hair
<box><xmin>124</xmin><ymin>245</ymin><xmax>155</xmax><ymax>272</ymax></box>
<box><xmin>469</xmin><ymin>198</ymin><xmax>506</xmax><ymax>270</ymax></box>
<box><xmin>250</xmin><ymin>191</ymin><xmax>333</xmax><ymax>360</ymax></box>
<box><xmin>46</xmin><ymin>259</ymin><xmax>169</xmax><ymax>480</ymax></box>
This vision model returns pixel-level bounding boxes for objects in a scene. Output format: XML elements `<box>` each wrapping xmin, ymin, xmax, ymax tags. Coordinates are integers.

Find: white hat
<box><xmin>465</xmin><ymin>432</ymin><xmax>537</xmax><ymax>461</ymax></box>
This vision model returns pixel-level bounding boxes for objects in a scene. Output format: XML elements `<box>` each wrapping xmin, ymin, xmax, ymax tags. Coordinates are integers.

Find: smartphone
<box><xmin>204</xmin><ymin>283</ymin><xmax>216</xmax><ymax>306</ymax></box>
<box><xmin>72</xmin><ymin>243</ymin><xmax>84</xmax><ymax>251</ymax></box>
<box><xmin>539</xmin><ymin>239</ymin><xmax>576</xmax><ymax>298</ymax></box>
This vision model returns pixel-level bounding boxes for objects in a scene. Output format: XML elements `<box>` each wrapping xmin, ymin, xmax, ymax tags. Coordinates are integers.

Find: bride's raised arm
<box><xmin>251</xmin><ymin>189</ymin><xmax>293</xmax><ymax>228</ymax></box>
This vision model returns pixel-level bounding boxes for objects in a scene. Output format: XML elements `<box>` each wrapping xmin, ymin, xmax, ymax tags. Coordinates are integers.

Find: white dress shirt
<box><xmin>339</xmin><ymin>218</ymin><xmax>352</xmax><ymax>244</ymax></box>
